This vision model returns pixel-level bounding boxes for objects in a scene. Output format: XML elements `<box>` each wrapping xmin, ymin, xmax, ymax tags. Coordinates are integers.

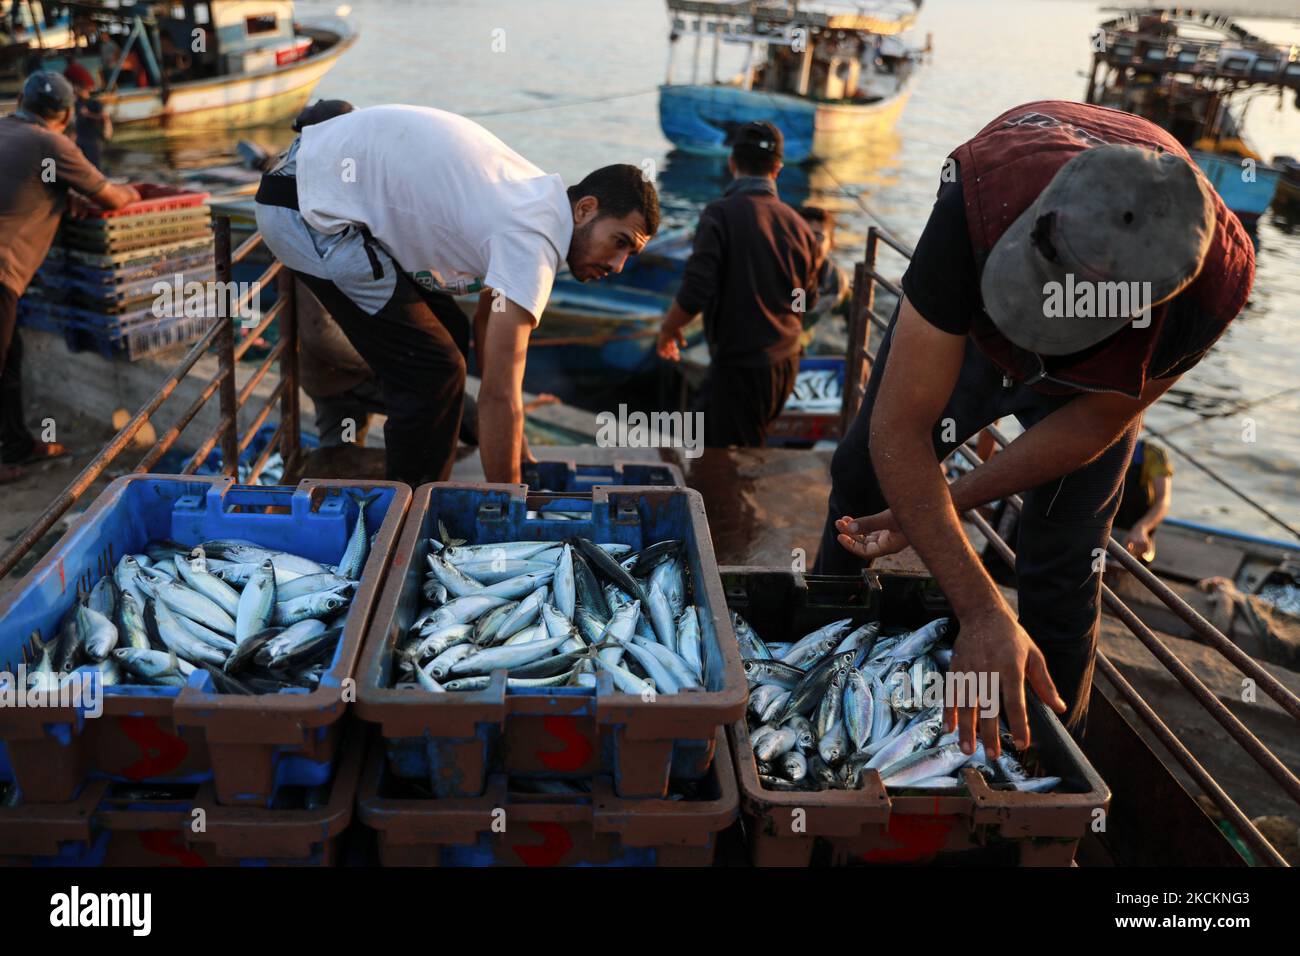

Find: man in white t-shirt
<box><xmin>254</xmin><ymin>104</ymin><xmax>660</xmax><ymax>484</ymax></box>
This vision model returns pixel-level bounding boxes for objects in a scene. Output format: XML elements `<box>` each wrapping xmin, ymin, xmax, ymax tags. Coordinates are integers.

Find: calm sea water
<box><xmin>104</xmin><ymin>0</ymin><xmax>1300</xmax><ymax>539</ymax></box>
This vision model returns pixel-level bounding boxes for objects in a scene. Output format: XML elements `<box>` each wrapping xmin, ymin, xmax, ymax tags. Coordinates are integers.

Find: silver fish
<box><xmin>646</xmin><ymin>579</ymin><xmax>677</xmax><ymax>651</ymax></box>
<box><xmin>116</xmin><ymin>591</ymin><xmax>151</xmax><ymax>651</ymax></box>
<box><xmin>151</xmin><ymin>579</ymin><xmax>237</xmax><ymax>637</ymax></box>
<box><xmin>427</xmin><ymin>553</ymin><xmax>484</xmax><ymax>599</ymax></box>
<box><xmin>236</xmin><ymin>559</ymin><xmax>277</xmax><ymax>642</ymax></box>
<box><xmin>113</xmin><ymin>648</ymin><xmax>194</xmax><ymax>686</ymax></box>
<box><xmin>540</xmin><ymin>603</ymin><xmax>587</xmax><ymax>654</ymax></box>
<box><xmin>77</xmin><ymin>605</ymin><xmax>118</xmax><ymax>662</ymax></box>
<box><xmin>594</xmin><ymin>656</ymin><xmax>656</xmax><ymax>696</ymax></box>
<box><xmin>880</xmin><ymin>741</ymin><xmax>983</xmax><ymax>787</ymax></box>
<box><xmin>276</xmin><ymin>573</ymin><xmax>356</xmax><ymax>603</ymax></box>
<box><xmin>817</xmin><ymin>719</ymin><xmax>849</xmax><ymax>767</ymax></box>
<box><xmin>492</xmin><ymin>587</ymin><xmax>547</xmax><ymax>641</ymax></box>
<box><xmin>676</xmin><ymin>605</ymin><xmax>704</xmax><ymax>682</ymax></box>
<box><xmin>451</xmin><ymin>559</ymin><xmax>553</xmax><ymax>585</ymax></box>
<box><xmin>149</xmin><ymin>599</ymin><xmax>227</xmax><ymax>667</ymax></box>
<box><xmin>338</xmin><ymin>491</ymin><xmax>381</xmax><ymax>580</ymax></box>
<box><xmin>175</xmin><ymin>554</ymin><xmax>241</xmax><ymax>617</ymax></box>
<box><xmin>477</xmin><ymin>568</ymin><xmax>555</xmax><ymax>601</ymax></box>
<box><xmin>779</xmin><ymin>750</ymin><xmax>809</xmax><ymax>783</ymax></box>
<box><xmin>634</xmin><ymin>636</ymin><xmax>703</xmax><ymax>691</ymax></box>
<box><xmin>553</xmin><ymin>544</ymin><xmax>576</xmax><ymax>619</ymax></box>
<box><xmin>816</xmin><ymin>667</ymin><xmax>848</xmax><ymax>738</ymax></box>
<box><xmin>781</xmin><ymin>619</ymin><xmax>852</xmax><ymax>668</ymax></box>
<box><xmin>842</xmin><ymin>669</ymin><xmax>874</xmax><ymax>750</ymax></box>
<box><xmin>428</xmin><ymin>643</ymin><xmax>476</xmax><ymax>680</ymax></box>
<box><xmin>272</xmin><ymin>589</ymin><xmax>350</xmax><ymax>626</ymax></box>
<box><xmin>449</xmin><ymin>636</ymin><xmax>570</xmax><ymax>676</ymax></box>
<box><xmin>618</xmin><ymin>638</ymin><xmax>679</xmax><ymax>694</ymax></box>
<box><xmin>596</xmin><ymin>601</ymin><xmax>640</xmax><ymax>666</ymax></box>
<box><xmin>755</xmin><ymin>726</ymin><xmax>799</xmax><ymax>762</ymax></box>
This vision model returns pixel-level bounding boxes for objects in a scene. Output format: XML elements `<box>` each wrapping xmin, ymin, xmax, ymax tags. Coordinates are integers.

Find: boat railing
<box><xmin>0</xmin><ymin>216</ymin><xmax>301</xmax><ymax>581</ymax></box>
<box><xmin>844</xmin><ymin>224</ymin><xmax>1297</xmax><ymax>866</ymax></box>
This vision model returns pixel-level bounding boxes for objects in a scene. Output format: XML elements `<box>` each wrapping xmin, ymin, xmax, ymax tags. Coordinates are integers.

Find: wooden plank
<box><xmin>1151</xmin><ymin>526</ymin><xmax>1246</xmax><ymax>583</ymax></box>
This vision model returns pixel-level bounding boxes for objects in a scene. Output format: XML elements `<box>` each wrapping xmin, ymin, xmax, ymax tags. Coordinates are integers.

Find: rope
<box><xmin>463</xmin><ymin>87</ymin><xmax>658</xmax><ymax>119</ymax></box>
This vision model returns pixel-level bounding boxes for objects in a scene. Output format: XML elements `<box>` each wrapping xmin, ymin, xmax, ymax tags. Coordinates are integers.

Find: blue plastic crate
<box><xmin>356</xmin><ymin>483</ymin><xmax>747</xmax><ymax>800</ymax></box>
<box><xmin>0</xmin><ymin>727</ymin><xmax>365</xmax><ymax>866</ymax></box>
<box><xmin>61</xmin><ymin>312</ymin><xmax>215</xmax><ymax>362</ymax></box>
<box><xmin>0</xmin><ymin>475</ymin><xmax>410</xmax><ymax>806</ymax></box>
<box><xmin>522</xmin><ymin>458</ymin><xmax>684</xmax><ymax>491</ymax></box>
<box><xmin>768</xmin><ymin>355</ymin><xmax>846</xmax><ymax>447</ymax></box>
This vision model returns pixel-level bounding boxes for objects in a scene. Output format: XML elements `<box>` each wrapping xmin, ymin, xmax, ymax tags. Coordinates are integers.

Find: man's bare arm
<box><xmin>867</xmin><ymin>297</ymin><xmax>1004</xmax><ymax>624</ymax></box>
<box><xmin>859</xmin><ymin>296</ymin><xmax>1065</xmax><ymax>755</ymax></box>
<box><xmin>477</xmin><ymin>295</ymin><xmax>533</xmax><ymax>483</ymax></box>
<box><xmin>841</xmin><ymin>373</ymin><xmax>1179</xmax><ymax>548</ymax></box>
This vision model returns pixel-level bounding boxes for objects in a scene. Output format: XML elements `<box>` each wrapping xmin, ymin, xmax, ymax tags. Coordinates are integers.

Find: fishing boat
<box><xmin>1084</xmin><ymin>7</ymin><xmax>1297</xmax><ymax>227</ymax></box>
<box><xmin>0</xmin><ymin>0</ymin><xmax>356</xmax><ymax>138</ymax></box>
<box><xmin>658</xmin><ymin>0</ymin><xmax>928</xmax><ymax>164</ymax></box>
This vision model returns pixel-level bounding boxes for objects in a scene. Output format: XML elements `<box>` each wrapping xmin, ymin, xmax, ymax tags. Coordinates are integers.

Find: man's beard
<box><xmin>567</xmin><ymin>220</ymin><xmax>596</xmax><ymax>279</ymax></box>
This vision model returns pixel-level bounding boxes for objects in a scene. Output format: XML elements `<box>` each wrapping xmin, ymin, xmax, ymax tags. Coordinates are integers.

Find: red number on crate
<box><xmin>117</xmin><ymin>716</ymin><xmax>189</xmax><ymax>778</ymax></box>
<box><xmin>858</xmin><ymin>810</ymin><xmax>960</xmax><ymax>863</ymax></box>
<box><xmin>535</xmin><ymin>716</ymin><xmax>594</xmax><ymax>772</ymax></box>
<box><xmin>138</xmin><ymin>831</ymin><xmax>207</xmax><ymax>867</ymax></box>
<box><xmin>510</xmin><ymin>822</ymin><xmax>573</xmax><ymax>867</ymax></box>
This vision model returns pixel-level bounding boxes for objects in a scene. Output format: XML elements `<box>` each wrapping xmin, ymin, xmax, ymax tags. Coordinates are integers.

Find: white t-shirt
<box><xmin>295</xmin><ymin>105</ymin><xmax>573</xmax><ymax>323</ymax></box>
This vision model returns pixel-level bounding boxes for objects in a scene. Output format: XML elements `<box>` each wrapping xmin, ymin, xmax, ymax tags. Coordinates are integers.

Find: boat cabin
<box><xmin>665</xmin><ymin>0</ymin><xmax>925</xmax><ymax>104</ymax></box>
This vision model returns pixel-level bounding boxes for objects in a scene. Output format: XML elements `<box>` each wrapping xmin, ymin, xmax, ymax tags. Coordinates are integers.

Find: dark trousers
<box><xmin>696</xmin><ymin>355</ymin><xmax>800</xmax><ymax>448</ymax></box>
<box><xmin>293</xmin><ymin>271</ymin><xmax>467</xmax><ymax>486</ymax></box>
<box><xmin>0</xmin><ymin>285</ymin><xmax>35</xmax><ymax>465</ymax></box>
<box><xmin>813</xmin><ymin>309</ymin><xmax>1138</xmax><ymax>733</ymax></box>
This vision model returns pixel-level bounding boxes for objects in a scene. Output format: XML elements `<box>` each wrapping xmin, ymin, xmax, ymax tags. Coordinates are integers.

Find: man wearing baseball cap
<box><xmin>0</xmin><ymin>71</ymin><xmax>141</xmax><ymax>484</ymax></box>
<box><xmin>657</xmin><ymin>121</ymin><xmax>823</xmax><ymax>446</ymax></box>
<box><xmin>817</xmin><ymin>100</ymin><xmax>1254</xmax><ymax>754</ymax></box>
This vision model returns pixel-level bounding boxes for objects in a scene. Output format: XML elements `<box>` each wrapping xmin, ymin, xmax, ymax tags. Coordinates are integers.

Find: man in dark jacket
<box><xmin>656</xmin><ymin>122</ymin><xmax>822</xmax><ymax>447</ymax></box>
<box><xmin>817</xmin><ymin>101</ymin><xmax>1254</xmax><ymax>754</ymax></box>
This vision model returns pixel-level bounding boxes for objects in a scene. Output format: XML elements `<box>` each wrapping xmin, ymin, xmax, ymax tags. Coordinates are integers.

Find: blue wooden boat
<box><xmin>658</xmin><ymin>0</ymin><xmax>927</xmax><ymax>164</ymax></box>
<box><xmin>1191</xmin><ymin>150</ymin><xmax>1281</xmax><ymax>227</ymax></box>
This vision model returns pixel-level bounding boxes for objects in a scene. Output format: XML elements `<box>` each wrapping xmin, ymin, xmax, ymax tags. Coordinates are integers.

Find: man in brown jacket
<box><xmin>0</xmin><ymin>72</ymin><xmax>140</xmax><ymax>483</ymax></box>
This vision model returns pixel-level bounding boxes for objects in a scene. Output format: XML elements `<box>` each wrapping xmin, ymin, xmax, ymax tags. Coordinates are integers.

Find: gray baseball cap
<box><xmin>980</xmin><ymin>144</ymin><xmax>1216</xmax><ymax>356</ymax></box>
<box><xmin>21</xmin><ymin>70</ymin><xmax>75</xmax><ymax>116</ymax></box>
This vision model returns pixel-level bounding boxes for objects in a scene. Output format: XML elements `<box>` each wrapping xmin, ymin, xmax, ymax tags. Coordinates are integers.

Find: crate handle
<box><xmin>205</xmin><ymin>482</ymin><xmax>311</xmax><ymax>519</ymax></box>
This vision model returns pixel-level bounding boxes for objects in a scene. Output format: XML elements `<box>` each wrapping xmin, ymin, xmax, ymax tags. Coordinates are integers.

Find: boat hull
<box><xmin>457</xmin><ymin>279</ymin><xmax>689</xmax><ymax>379</ymax></box>
<box><xmin>1192</xmin><ymin>150</ymin><xmax>1282</xmax><ymax>225</ymax></box>
<box><xmin>658</xmin><ymin>80</ymin><xmax>912</xmax><ymax>164</ymax></box>
<box><xmin>1</xmin><ymin>22</ymin><xmax>356</xmax><ymax>139</ymax></box>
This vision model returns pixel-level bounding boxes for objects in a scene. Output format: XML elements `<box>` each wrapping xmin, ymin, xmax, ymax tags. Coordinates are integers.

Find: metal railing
<box><xmin>844</xmin><ymin>225</ymin><xmax>1296</xmax><ymax>867</ymax></box>
<box><xmin>0</xmin><ymin>216</ymin><xmax>300</xmax><ymax>581</ymax></box>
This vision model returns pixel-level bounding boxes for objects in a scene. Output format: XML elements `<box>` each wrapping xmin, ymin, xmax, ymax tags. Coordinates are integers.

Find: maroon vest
<box><xmin>949</xmin><ymin>100</ymin><xmax>1255</xmax><ymax>398</ymax></box>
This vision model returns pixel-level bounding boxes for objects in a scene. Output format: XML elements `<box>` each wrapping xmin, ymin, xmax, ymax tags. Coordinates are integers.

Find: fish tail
<box><xmin>348</xmin><ymin>489</ymin><xmax>382</xmax><ymax>511</ymax></box>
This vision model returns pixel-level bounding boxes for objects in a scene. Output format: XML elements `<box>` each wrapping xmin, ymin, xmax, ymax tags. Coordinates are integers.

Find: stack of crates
<box><xmin>0</xmin><ymin>475</ymin><xmax>411</xmax><ymax>866</ymax></box>
<box><xmin>17</xmin><ymin>184</ymin><xmax>216</xmax><ymax>362</ymax></box>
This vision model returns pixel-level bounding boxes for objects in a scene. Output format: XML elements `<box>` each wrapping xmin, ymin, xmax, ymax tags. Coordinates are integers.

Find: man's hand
<box><xmin>1125</xmin><ymin>524</ymin><xmax>1154</xmax><ymax>561</ymax></box>
<box><xmin>834</xmin><ymin>511</ymin><xmax>909</xmax><ymax>561</ymax></box>
<box><xmin>946</xmin><ymin>604</ymin><xmax>1067</xmax><ymax>758</ymax></box>
<box><xmin>66</xmin><ymin>191</ymin><xmax>97</xmax><ymax>220</ymax></box>
<box><xmin>656</xmin><ymin>321</ymin><xmax>686</xmax><ymax>361</ymax></box>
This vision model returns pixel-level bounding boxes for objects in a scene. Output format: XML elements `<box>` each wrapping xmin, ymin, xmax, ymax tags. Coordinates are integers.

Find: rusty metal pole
<box><xmin>213</xmin><ymin>217</ymin><xmax>240</xmax><ymax>479</ymax></box>
<box><xmin>841</xmin><ymin>228</ymin><xmax>878</xmax><ymax>433</ymax></box>
<box><xmin>278</xmin><ymin>271</ymin><xmax>301</xmax><ymax>477</ymax></box>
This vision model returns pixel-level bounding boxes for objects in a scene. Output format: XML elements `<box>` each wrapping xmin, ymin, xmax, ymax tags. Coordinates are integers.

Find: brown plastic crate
<box><xmin>355</xmin><ymin>483</ymin><xmax>747</xmax><ymax>799</ymax></box>
<box><xmin>357</xmin><ymin>728</ymin><xmax>737</xmax><ymax>866</ymax></box>
<box><xmin>0</xmin><ymin>726</ymin><xmax>364</xmax><ymax>866</ymax></box>
<box><xmin>722</xmin><ymin>567</ymin><xmax>1111</xmax><ymax>867</ymax></box>
<box><xmin>0</xmin><ymin>475</ymin><xmax>410</xmax><ymax>807</ymax></box>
